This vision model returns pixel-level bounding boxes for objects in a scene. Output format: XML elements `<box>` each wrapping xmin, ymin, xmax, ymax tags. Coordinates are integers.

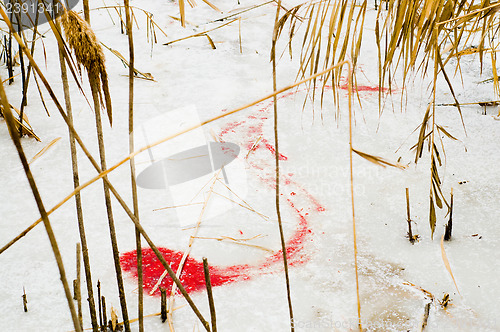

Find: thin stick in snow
<box><xmin>160</xmin><ymin>287</ymin><xmax>167</xmax><ymax>323</ymax></box>
<box><xmin>420</xmin><ymin>302</ymin><xmax>431</xmax><ymax>331</ymax></box>
<box><xmin>203</xmin><ymin>257</ymin><xmax>217</xmax><ymax>332</ymax></box>
<box><xmin>102</xmin><ymin>296</ymin><xmax>107</xmax><ymax>331</ymax></box>
<box><xmin>406</xmin><ymin>188</ymin><xmax>415</xmax><ymax>244</ymax></box>
<box><xmin>76</xmin><ymin>243</ymin><xmax>83</xmax><ymax>329</ymax></box>
<box><xmin>22</xmin><ymin>287</ymin><xmax>27</xmax><ymax>312</ymax></box>
<box><xmin>347</xmin><ymin>60</ymin><xmax>363</xmax><ymax>332</ymax></box>
<box><xmin>98</xmin><ymin>281</ymin><xmax>103</xmax><ymax>329</ymax></box>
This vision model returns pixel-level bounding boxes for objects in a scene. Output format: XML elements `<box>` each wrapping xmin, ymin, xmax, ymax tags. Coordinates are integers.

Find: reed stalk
<box><xmin>64</xmin><ymin>8</ymin><xmax>130</xmax><ymax>330</ymax></box>
<box><xmin>123</xmin><ymin>0</ymin><xmax>143</xmax><ymax>330</ymax></box>
<box><xmin>346</xmin><ymin>61</ymin><xmax>362</xmax><ymax>331</ymax></box>
<box><xmin>83</xmin><ymin>0</ymin><xmax>90</xmax><ymax>23</ymax></box>
<box><xmin>15</xmin><ymin>11</ymin><xmax>26</xmax><ymax>135</ymax></box>
<box><xmin>271</xmin><ymin>2</ymin><xmax>294</xmax><ymax>331</ymax></box>
<box><xmin>54</xmin><ymin>10</ymin><xmax>100</xmax><ymax>330</ymax></box>
<box><xmin>91</xmin><ymin>73</ymin><xmax>131</xmax><ymax>332</ymax></box>
<box><xmin>18</xmin><ymin>8</ymin><xmax>40</xmax><ymax>137</ymax></box>
<box><xmin>76</xmin><ymin>243</ymin><xmax>83</xmax><ymax>329</ymax></box>
<box><xmin>203</xmin><ymin>257</ymin><xmax>217</xmax><ymax>332</ymax></box>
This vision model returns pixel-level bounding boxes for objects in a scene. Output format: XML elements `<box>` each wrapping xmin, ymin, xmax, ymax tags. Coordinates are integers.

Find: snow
<box><xmin>1</xmin><ymin>0</ymin><xmax>499</xmax><ymax>331</ymax></box>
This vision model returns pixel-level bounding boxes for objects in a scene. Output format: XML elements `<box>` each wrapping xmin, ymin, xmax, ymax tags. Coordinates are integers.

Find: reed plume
<box><xmin>61</xmin><ymin>10</ymin><xmax>113</xmax><ymax>126</ymax></box>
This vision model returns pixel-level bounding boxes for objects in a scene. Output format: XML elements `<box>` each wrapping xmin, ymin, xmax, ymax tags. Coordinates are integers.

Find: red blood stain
<box><xmin>261</xmin><ymin>139</ymin><xmax>288</xmax><ymax>161</ymax></box>
<box><xmin>121</xmin><ymin>82</ymin><xmax>383</xmax><ymax>295</ymax></box>
<box><xmin>338</xmin><ymin>83</ymin><xmax>388</xmax><ymax>93</ymax></box>
<box><xmin>324</xmin><ymin>82</ymin><xmax>390</xmax><ymax>93</ymax></box>
<box><xmin>120</xmin><ymin>248</ymin><xmax>250</xmax><ymax>295</ymax></box>
<box><xmin>219</xmin><ymin>120</ymin><xmax>246</xmax><ymax>136</ymax></box>
<box><xmin>120</xmin><ymin>188</ymin><xmax>312</xmax><ymax>296</ymax></box>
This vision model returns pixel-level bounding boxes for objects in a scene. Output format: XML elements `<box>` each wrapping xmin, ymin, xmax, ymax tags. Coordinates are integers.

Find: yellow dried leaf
<box><xmin>440</xmin><ymin>235</ymin><xmax>461</xmax><ymax>295</ymax></box>
<box><xmin>430</xmin><ymin>195</ymin><xmax>436</xmax><ymax>239</ymax></box>
<box><xmin>352</xmin><ymin>148</ymin><xmax>406</xmax><ymax>169</ymax></box>
<box><xmin>111</xmin><ymin>307</ymin><xmax>118</xmax><ymax>330</ymax></box>
<box><xmin>29</xmin><ymin>137</ymin><xmax>61</xmax><ymax>165</ymax></box>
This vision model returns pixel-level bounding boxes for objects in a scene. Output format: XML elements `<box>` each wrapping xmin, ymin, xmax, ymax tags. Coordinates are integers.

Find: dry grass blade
<box><xmin>200</xmin><ymin>0</ymin><xmax>221</xmax><ymax>12</ymax></box>
<box><xmin>0</xmin><ymin>104</ymin><xmax>40</xmax><ymax>141</ymax></box>
<box><xmin>96</xmin><ymin>5</ymin><xmax>169</xmax><ymax>40</ymax></box>
<box><xmin>440</xmin><ymin>235</ymin><xmax>461</xmax><ymax>295</ymax></box>
<box><xmin>163</xmin><ymin>19</ymin><xmax>239</xmax><ymax>46</ymax></box>
<box><xmin>436</xmin><ymin>125</ymin><xmax>458</xmax><ymax>141</ymax></box>
<box><xmin>61</xmin><ymin>10</ymin><xmax>113</xmax><ymax>126</ymax></box>
<box><xmin>205</xmin><ymin>34</ymin><xmax>217</xmax><ymax>49</ymax></box>
<box><xmin>343</xmin><ymin>59</ymin><xmax>363</xmax><ymax>332</ymax></box>
<box><xmin>179</xmin><ymin>0</ymin><xmax>186</xmax><ymax>27</ymax></box>
<box><xmin>29</xmin><ymin>137</ymin><xmax>61</xmax><ymax>164</ymax></box>
<box><xmin>100</xmin><ymin>42</ymin><xmax>155</xmax><ymax>81</ymax></box>
<box><xmin>415</xmin><ymin>104</ymin><xmax>431</xmax><ymax>163</ymax></box>
<box><xmin>352</xmin><ymin>148</ymin><xmax>406</xmax><ymax>169</ymax></box>
<box><xmin>436</xmin><ymin>49</ymin><xmax>466</xmax><ymax>133</ymax></box>
<box><xmin>194</xmin><ymin>236</ymin><xmax>273</xmax><ymax>252</ymax></box>
<box><xmin>429</xmin><ymin>195</ymin><xmax>436</xmax><ymax>239</ymax></box>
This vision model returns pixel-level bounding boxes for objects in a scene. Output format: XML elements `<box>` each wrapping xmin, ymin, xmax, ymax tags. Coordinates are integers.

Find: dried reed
<box><xmin>75</xmin><ymin>243</ymin><xmax>83</xmax><ymax>329</ymax></box>
<box><xmin>61</xmin><ymin>10</ymin><xmax>113</xmax><ymax>126</ymax></box>
<box><xmin>444</xmin><ymin>188</ymin><xmax>453</xmax><ymax>241</ymax></box>
<box><xmin>123</xmin><ymin>0</ymin><xmax>144</xmax><ymax>329</ymax></box>
<box><xmin>440</xmin><ymin>235</ymin><xmax>461</xmax><ymax>296</ymax></box>
<box><xmin>18</xmin><ymin>8</ymin><xmax>40</xmax><ymax>137</ymax></box>
<box><xmin>164</xmin><ymin>19</ymin><xmax>238</xmax><ymax>46</ymax></box>
<box><xmin>63</xmin><ymin>7</ymin><xmax>129</xmax><ymax>330</ymax></box>
<box><xmin>272</xmin><ymin>2</ymin><xmax>295</xmax><ymax>331</ymax></box>
<box><xmin>203</xmin><ymin>257</ymin><xmax>217</xmax><ymax>332</ymax></box>
<box><xmin>55</xmin><ymin>8</ymin><xmax>100</xmax><ymax>331</ymax></box>
<box><xmin>345</xmin><ymin>60</ymin><xmax>362</xmax><ymax>331</ymax></box>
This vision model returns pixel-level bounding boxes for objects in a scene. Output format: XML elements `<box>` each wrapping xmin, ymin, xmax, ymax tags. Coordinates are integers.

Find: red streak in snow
<box><xmin>261</xmin><ymin>139</ymin><xmax>288</xmax><ymax>160</ymax></box>
<box><xmin>219</xmin><ymin>120</ymin><xmax>246</xmax><ymax>135</ymax></box>
<box><xmin>120</xmin><ymin>82</ymin><xmax>384</xmax><ymax>295</ymax></box>
<box><xmin>120</xmin><ymin>188</ymin><xmax>315</xmax><ymax>296</ymax></box>
<box><xmin>120</xmin><ymin>248</ymin><xmax>250</xmax><ymax>295</ymax></box>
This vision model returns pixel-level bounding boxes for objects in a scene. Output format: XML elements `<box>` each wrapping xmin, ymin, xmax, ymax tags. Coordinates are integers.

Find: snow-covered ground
<box><xmin>1</xmin><ymin>0</ymin><xmax>499</xmax><ymax>331</ymax></box>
